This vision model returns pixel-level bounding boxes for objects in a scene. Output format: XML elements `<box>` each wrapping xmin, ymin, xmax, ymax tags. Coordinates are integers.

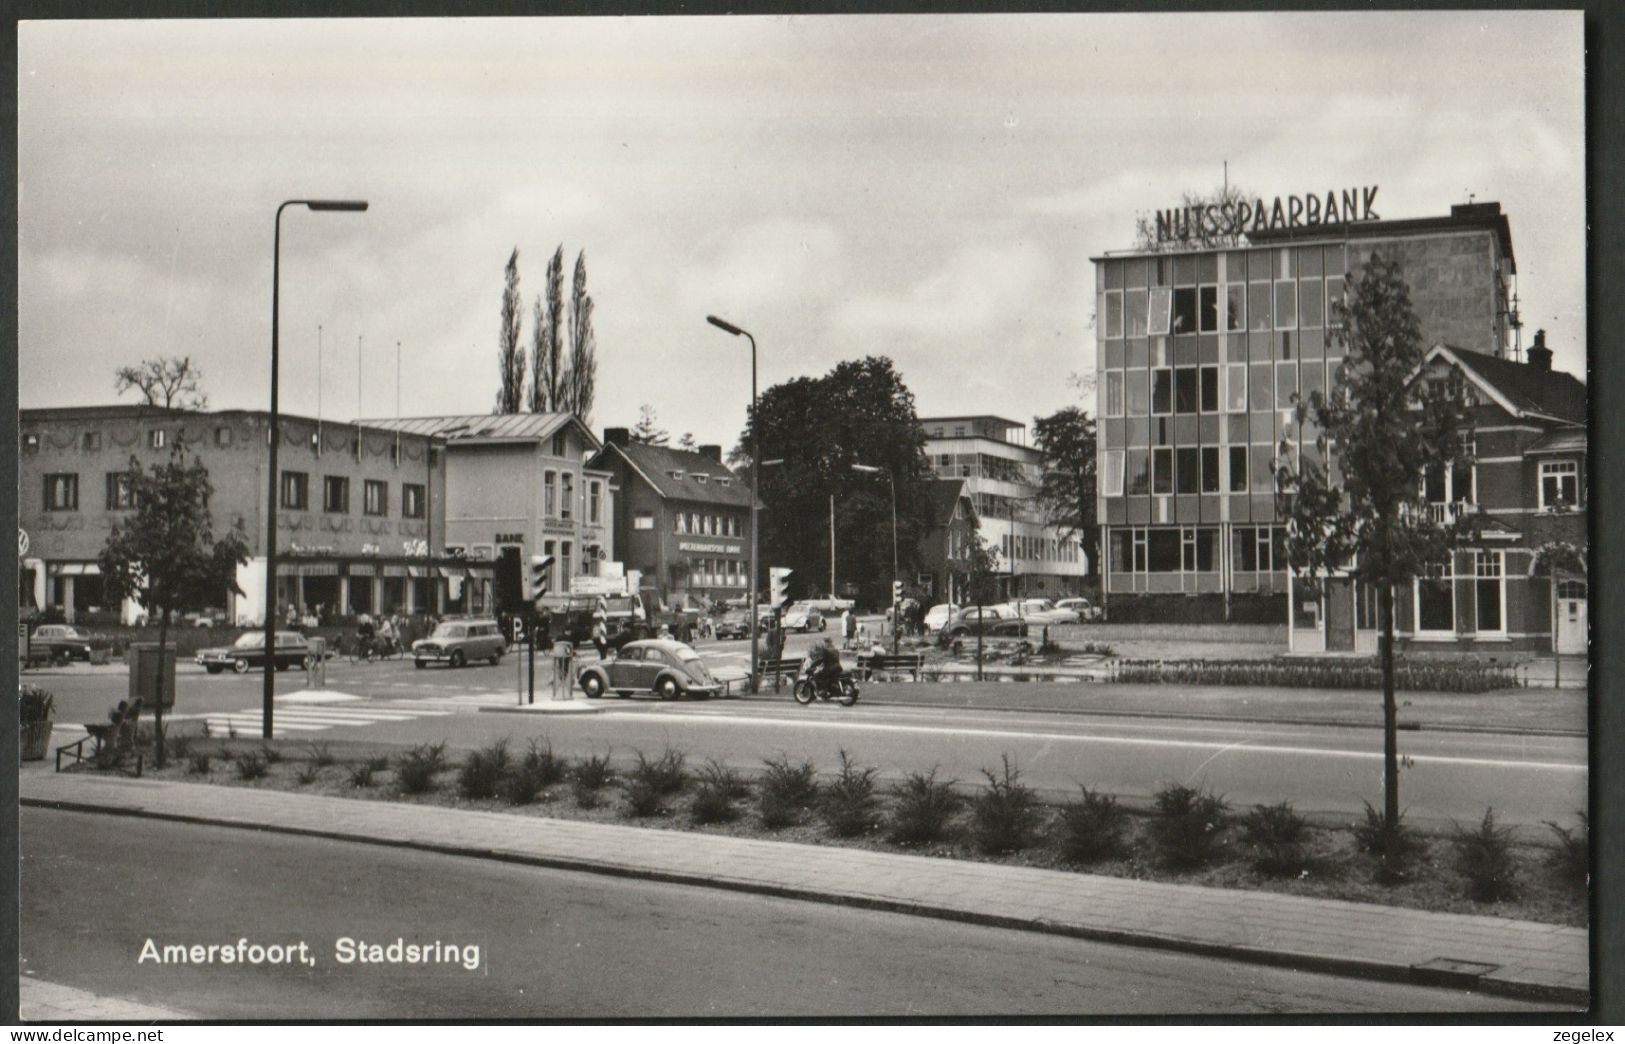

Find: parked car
<box><xmin>28</xmin><ymin>624</ymin><xmax>95</xmax><ymax>662</ymax></box>
<box><xmin>1055</xmin><ymin>597</ymin><xmax>1104</xmax><ymax>622</ymax></box>
<box><xmin>1005</xmin><ymin>598</ymin><xmax>1078</xmax><ymax>625</ymax></box>
<box><xmin>575</xmin><ymin>639</ymin><xmax>723</xmax><ymax>700</ymax></box>
<box><xmin>782</xmin><ymin>604</ymin><xmax>827</xmax><ymax>633</ymax></box>
<box><xmin>922</xmin><ymin>603</ymin><xmax>959</xmax><ymax>634</ymax></box>
<box><xmin>412</xmin><ymin>619</ymin><xmax>506</xmax><ymax>669</ymax></box>
<box><xmin>196</xmin><ymin>631</ymin><xmax>311</xmax><ymax>674</ymax></box>
<box><xmin>714</xmin><ymin>609</ymin><xmax>753</xmax><ymax>640</ymax></box>
<box><xmin>942</xmin><ymin>605</ymin><xmax>1018</xmax><ymax>639</ymax></box>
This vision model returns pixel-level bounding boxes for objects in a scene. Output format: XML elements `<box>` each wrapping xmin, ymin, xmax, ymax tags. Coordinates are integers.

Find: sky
<box><xmin>17</xmin><ymin>12</ymin><xmax>1585</xmax><ymax>448</ymax></box>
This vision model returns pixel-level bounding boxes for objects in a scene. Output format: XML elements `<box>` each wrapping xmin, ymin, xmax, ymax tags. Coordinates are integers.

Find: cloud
<box><xmin>833</xmin><ymin>242</ymin><xmax>1052</xmax><ymax>335</ymax></box>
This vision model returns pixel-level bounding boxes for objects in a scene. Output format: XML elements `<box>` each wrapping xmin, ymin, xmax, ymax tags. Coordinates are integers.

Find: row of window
<box><xmin>999</xmin><ymin>532</ymin><xmax>1085</xmax><ymax>564</ymax></box>
<box><xmin>1100</xmin><ymin>274</ymin><xmax>1345</xmax><ymax>339</ymax></box>
<box><xmin>1417</xmin><ymin>552</ymin><xmax>1507</xmax><ymax>636</ymax></box>
<box><xmin>1108</xmin><ymin>525</ymin><xmax>1288</xmax><ymax>576</ymax></box>
<box><xmin>673</xmin><ymin>512</ymin><xmax>743</xmax><ymax>537</ymax></box>
<box><xmin>1101</xmin><ymin>362</ymin><xmax>1332</xmax><ymax>419</ymax></box>
<box><xmin>29</xmin><ymin>426</ymin><xmax>437</xmax><ymax>466</ymax></box>
<box><xmin>932</xmin><ymin>454</ymin><xmax>1033</xmax><ymax>484</ymax></box>
<box><xmin>1102</xmin><ymin>446</ymin><xmax>1257</xmax><ymax>497</ymax></box>
<box><xmin>686</xmin><ymin>558</ymin><xmax>747</xmax><ymax>588</ymax></box>
<box><xmin>664</xmin><ymin>468</ymin><xmax>733</xmax><ymax>488</ymax></box>
<box><xmin>542</xmin><ymin>471</ymin><xmax>604</xmax><ymax>525</ymax></box>
<box><xmin>280</xmin><ymin>472</ymin><xmax>426</xmax><ymax>518</ymax></box>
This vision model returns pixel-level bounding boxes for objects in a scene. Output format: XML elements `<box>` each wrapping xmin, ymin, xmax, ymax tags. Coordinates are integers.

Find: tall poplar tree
<box><xmin>494</xmin><ymin>248</ymin><xmax>525</xmax><ymax>413</ymax></box>
<box><xmin>565</xmin><ymin>250</ymin><xmax>597</xmax><ymax>424</ymax></box>
<box><xmin>529</xmin><ymin>245</ymin><xmax>567</xmax><ymax>412</ymax></box>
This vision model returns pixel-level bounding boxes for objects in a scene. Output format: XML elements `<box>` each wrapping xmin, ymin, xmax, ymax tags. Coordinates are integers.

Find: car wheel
<box><xmin>819</xmin><ymin>619</ymin><xmax>828</xmax><ymax>631</ymax></box>
<box><xmin>491</xmin><ymin>650</ymin><xmax>503</xmax><ymax>665</ymax></box>
<box><xmin>205</xmin><ymin>665</ymin><xmax>224</xmax><ymax>675</ymax></box>
<box><xmin>414</xmin><ymin>659</ymin><xmax>426</xmax><ymax>670</ymax></box>
<box><xmin>232</xmin><ymin>658</ymin><xmax>250</xmax><ymax>675</ymax></box>
<box><xmin>581</xmin><ymin>673</ymin><xmax>605</xmax><ymax>699</ymax></box>
<box><xmin>450</xmin><ymin>650</ymin><xmax>465</xmax><ymax>669</ymax></box>
<box><xmin>657</xmin><ymin>676</ymin><xmax>681</xmax><ymax>701</ymax></box>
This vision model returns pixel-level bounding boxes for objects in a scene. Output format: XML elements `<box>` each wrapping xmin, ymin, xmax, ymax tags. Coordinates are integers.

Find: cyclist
<box><xmin>355</xmin><ymin>613</ymin><xmax>376</xmax><ymax>659</ymax></box>
<box><xmin>376</xmin><ymin>614</ymin><xmax>397</xmax><ymax>656</ymax></box>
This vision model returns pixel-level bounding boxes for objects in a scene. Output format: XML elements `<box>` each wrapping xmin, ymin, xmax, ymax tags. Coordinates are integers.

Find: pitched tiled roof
<box><xmin>595</xmin><ymin>441</ymin><xmax>755</xmax><ymax>508</ymax></box>
<box><xmin>355</xmin><ymin>413</ymin><xmax>591</xmax><ymax>445</ymax></box>
<box><xmin>927</xmin><ymin>478</ymin><xmax>974</xmax><ymax>526</ymax></box>
<box><xmin>1431</xmin><ymin>347</ymin><xmax>1587</xmax><ymax>424</ymax></box>
<box><xmin>1526</xmin><ymin>428</ymin><xmax>1587</xmax><ymax>456</ymax></box>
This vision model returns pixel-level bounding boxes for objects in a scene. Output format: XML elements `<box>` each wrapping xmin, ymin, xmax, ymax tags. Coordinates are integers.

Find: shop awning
<box><xmin>299</xmin><ymin>562</ymin><xmax>340</xmax><ymax>577</ymax></box>
<box><xmin>348</xmin><ymin>563</ymin><xmax>377</xmax><ymax>577</ymax></box>
<box><xmin>467</xmin><ymin>565</ymin><xmax>494</xmax><ymax>579</ymax></box>
<box><xmin>48</xmin><ymin>562</ymin><xmax>100</xmax><ymax>577</ymax></box>
<box><xmin>406</xmin><ymin>565</ymin><xmax>428</xmax><ymax>579</ymax></box>
<box><xmin>437</xmin><ymin>565</ymin><xmax>468</xmax><ymax>580</ymax></box>
<box><xmin>382</xmin><ymin>564</ymin><xmax>408</xmax><ymax>578</ymax></box>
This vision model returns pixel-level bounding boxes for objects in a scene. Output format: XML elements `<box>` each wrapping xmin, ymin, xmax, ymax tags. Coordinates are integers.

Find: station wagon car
<box><xmin>413</xmin><ymin>619</ymin><xmax>506</xmax><ymax>669</ymax></box>
<box><xmin>196</xmin><ymin>631</ymin><xmax>311</xmax><ymax>674</ymax></box>
<box><xmin>575</xmin><ymin>639</ymin><xmax>722</xmax><ymax>700</ymax></box>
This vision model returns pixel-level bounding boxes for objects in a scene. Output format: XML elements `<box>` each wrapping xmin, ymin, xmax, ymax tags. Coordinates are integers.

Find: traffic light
<box><xmin>528</xmin><ymin>554</ymin><xmax>556</xmax><ymax>604</ymax></box>
<box><xmin>892</xmin><ymin>580</ymin><xmax>904</xmax><ymax>603</ymax></box>
<box><xmin>769</xmin><ymin>567</ymin><xmax>794</xmax><ymax>608</ymax></box>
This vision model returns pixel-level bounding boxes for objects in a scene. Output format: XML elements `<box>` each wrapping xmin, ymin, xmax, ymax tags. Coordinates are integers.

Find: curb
<box><xmin>23</xmin><ymin>794</ymin><xmax>1587</xmax><ymax>1008</ymax></box>
<box><xmin>479</xmin><ymin>701</ymin><xmax>602</xmax><ymax>716</ymax></box>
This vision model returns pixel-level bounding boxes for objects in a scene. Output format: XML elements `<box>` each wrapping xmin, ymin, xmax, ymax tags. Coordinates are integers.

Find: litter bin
<box><xmin>128</xmin><ymin>642</ymin><xmax>177</xmax><ymax>712</ymax></box>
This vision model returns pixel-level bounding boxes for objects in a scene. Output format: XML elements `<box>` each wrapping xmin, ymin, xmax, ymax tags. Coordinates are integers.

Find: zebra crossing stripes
<box><xmin>196</xmin><ymin>702</ymin><xmax>455</xmax><ymax>738</ymax></box>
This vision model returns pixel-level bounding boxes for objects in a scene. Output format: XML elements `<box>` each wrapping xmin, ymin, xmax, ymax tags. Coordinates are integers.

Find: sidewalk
<box><xmin>18</xmin><ymin>976</ymin><xmax>191</xmax><ymax>1022</ymax></box>
<box><xmin>20</xmin><ymin>772</ymin><xmax>1587</xmax><ymax>1007</ymax></box>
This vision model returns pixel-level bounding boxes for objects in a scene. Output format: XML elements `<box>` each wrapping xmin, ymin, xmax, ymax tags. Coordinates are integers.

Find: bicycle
<box><xmin>345</xmin><ymin>634</ymin><xmax>395</xmax><ymax>664</ymax></box>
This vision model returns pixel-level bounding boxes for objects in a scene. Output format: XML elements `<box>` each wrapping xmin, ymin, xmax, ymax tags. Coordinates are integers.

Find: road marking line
<box><xmin>594</xmin><ymin>711</ymin><xmax>1586</xmax><ymax>772</ymax></box>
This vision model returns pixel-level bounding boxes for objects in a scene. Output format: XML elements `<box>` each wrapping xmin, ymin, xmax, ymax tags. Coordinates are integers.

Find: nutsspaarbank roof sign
<box><xmin>1155</xmin><ymin>186</ymin><xmax>1380</xmax><ymax>243</ymax></box>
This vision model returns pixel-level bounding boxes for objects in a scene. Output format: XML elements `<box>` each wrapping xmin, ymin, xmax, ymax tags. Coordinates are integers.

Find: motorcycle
<box><xmin>792</xmin><ymin>668</ymin><xmax>860</xmax><ymax>707</ymax></box>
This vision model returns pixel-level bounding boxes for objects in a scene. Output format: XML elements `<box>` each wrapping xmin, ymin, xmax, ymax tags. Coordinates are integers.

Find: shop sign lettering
<box><xmin>1156</xmin><ymin>186</ymin><xmax>1380</xmax><ymax>242</ymax></box>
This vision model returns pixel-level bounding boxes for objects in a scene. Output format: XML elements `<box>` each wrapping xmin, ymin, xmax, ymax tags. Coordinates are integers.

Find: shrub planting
<box><xmin>1057</xmin><ymin>787</ymin><xmax>1128</xmax><ymax>864</ymax></box>
<box><xmin>689</xmin><ymin>779</ymin><xmax>741</xmax><ymax>825</ymax></box>
<box><xmin>507</xmin><ymin>738</ymin><xmax>566</xmax><ymax>806</ymax></box>
<box><xmin>365</xmin><ymin>755</ymin><xmax>390</xmax><ymax>773</ymax></box>
<box><xmin>259</xmin><ymin>743</ymin><xmax>284</xmax><ymax>765</ymax></box>
<box><xmin>1353</xmin><ymin>801</ymin><xmax>1427</xmax><ymax>882</ymax></box>
<box><xmin>971</xmin><ymin>755</ymin><xmax>1042</xmax><ymax>855</ymax></box>
<box><xmin>348</xmin><ymin>761</ymin><xmax>380</xmax><ymax>788</ymax></box>
<box><xmin>886</xmin><ymin>769</ymin><xmax>961</xmax><ymax>846</ymax></box>
<box><xmin>186</xmin><ymin>751</ymin><xmax>213</xmax><ymax>776</ymax></box>
<box><xmin>573</xmin><ymin>751</ymin><xmax>615</xmax><ymax>809</ymax></box>
<box><xmin>1545</xmin><ymin>813</ymin><xmax>1589</xmax><ymax>889</ymax></box>
<box><xmin>396</xmin><ymin>741</ymin><xmax>448</xmax><ymax>795</ymax></box>
<box><xmin>235</xmin><ymin>751</ymin><xmax>268</xmax><ymax>781</ymax></box>
<box><xmin>623</xmin><ymin>780</ymin><xmax>664</xmax><ymax>818</ymax></box>
<box><xmin>1241</xmin><ymin>801</ymin><xmax>1312</xmax><ymax>876</ymax></box>
<box><xmin>168</xmin><ymin>733</ymin><xmax>194</xmax><ymax>761</ymax></box>
<box><xmin>295</xmin><ymin>763</ymin><xmax>323</xmax><ymax>786</ymax></box>
<box><xmin>1111</xmin><ymin>656</ymin><xmax>1517</xmax><ymax>693</ymax></box>
<box><xmin>1454</xmin><ymin>808</ymin><xmax>1519</xmax><ymax>903</ymax></box>
<box><xmin>307</xmin><ymin>742</ymin><xmax>337</xmax><ymax>768</ymax></box>
<box><xmin>1151</xmin><ymin>783</ymin><xmax>1229</xmax><ymax>868</ymax></box>
<box><xmin>631</xmin><ymin>747</ymin><xmax>688</xmax><ymax>795</ymax></box>
<box><xmin>457</xmin><ymin>739</ymin><xmax>512</xmax><ymax>800</ymax></box>
<box><xmin>819</xmin><ymin>749</ymin><xmax>879</xmax><ymax>838</ymax></box>
<box><xmin>759</xmin><ymin>754</ymin><xmax>819</xmax><ymax>830</ymax></box>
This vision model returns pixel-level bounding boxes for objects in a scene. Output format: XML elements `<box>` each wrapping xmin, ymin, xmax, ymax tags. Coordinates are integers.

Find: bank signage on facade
<box><xmin>1156</xmin><ymin>185</ymin><xmax>1380</xmax><ymax>243</ymax></box>
<box><xmin>678</xmin><ymin>541</ymin><xmax>741</xmax><ymax>555</ymax></box>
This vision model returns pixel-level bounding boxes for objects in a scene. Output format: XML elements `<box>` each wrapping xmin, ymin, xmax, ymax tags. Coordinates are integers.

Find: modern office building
<box><xmin>1092</xmin><ymin>200</ymin><xmax>1524</xmax><ymax>619</ymax></box>
<box><xmin>19</xmin><ymin>405</ymin><xmax>462</xmax><ymax>625</ymax></box>
<box><xmin>588</xmin><ymin>430</ymin><xmax>754</xmax><ymax>606</ymax></box>
<box><xmin>920</xmin><ymin>415</ymin><xmax>1089</xmax><ymax>598</ymax></box>
<box><xmin>358</xmin><ymin>413</ymin><xmax>615</xmax><ymax>611</ymax></box>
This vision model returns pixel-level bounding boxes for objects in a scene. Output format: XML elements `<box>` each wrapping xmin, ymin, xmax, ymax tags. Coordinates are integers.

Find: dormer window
<box><xmin>717</xmin><ymin>478</ymin><xmax>730</xmax><ymax>487</ymax></box>
<box><xmin>669</xmin><ymin>470</ymin><xmax>685</xmax><ymax>481</ymax></box>
<box><xmin>694</xmin><ymin>474</ymin><xmax>708</xmax><ymax>484</ymax></box>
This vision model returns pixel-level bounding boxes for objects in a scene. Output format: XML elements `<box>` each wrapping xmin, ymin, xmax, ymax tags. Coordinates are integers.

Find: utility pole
<box><xmin>830</xmin><ymin>494</ymin><xmax>836</xmax><ymax>598</ymax></box>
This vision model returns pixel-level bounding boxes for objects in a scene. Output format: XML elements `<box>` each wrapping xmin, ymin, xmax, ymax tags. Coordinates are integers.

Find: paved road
<box><xmin>18</xmin><ymin>808</ymin><xmax>1544</xmax><ymax>1018</ymax></box>
<box><xmin>37</xmin><ymin>640</ymin><xmax>1586</xmax><ymax>830</ymax></box>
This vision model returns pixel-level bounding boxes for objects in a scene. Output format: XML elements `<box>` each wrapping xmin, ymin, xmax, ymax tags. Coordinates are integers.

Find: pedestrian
<box><xmin>840</xmin><ymin>609</ymin><xmax>853</xmax><ymax>648</ymax></box>
<box><xmin>592</xmin><ymin>613</ymin><xmax>609</xmax><ymax>659</ymax></box>
<box><xmin>766</xmin><ymin>613</ymin><xmax>786</xmax><ymax>662</ymax></box>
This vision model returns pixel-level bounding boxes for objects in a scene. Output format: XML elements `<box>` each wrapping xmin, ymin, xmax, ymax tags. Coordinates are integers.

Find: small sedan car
<box><xmin>781</xmin><ymin>605</ymin><xmax>827</xmax><ymax>633</ymax></box>
<box><xmin>413</xmin><ymin>619</ymin><xmax>506</xmax><ymax>668</ymax></box>
<box><xmin>1055</xmin><ymin>597</ymin><xmax>1104</xmax><ymax>622</ymax></box>
<box><xmin>196</xmin><ymin>631</ymin><xmax>311</xmax><ymax>674</ymax></box>
<box><xmin>713</xmin><ymin>609</ymin><xmax>752</xmax><ymax>640</ymax></box>
<box><xmin>575</xmin><ymin>639</ymin><xmax>722</xmax><ymax>700</ymax></box>
<box><xmin>28</xmin><ymin>624</ymin><xmax>95</xmax><ymax>662</ymax></box>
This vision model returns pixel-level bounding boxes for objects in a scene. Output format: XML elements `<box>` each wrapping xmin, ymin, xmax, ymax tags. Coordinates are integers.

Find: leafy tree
<box><xmin>114</xmin><ymin>356</ymin><xmax>208</xmax><ymax>410</ymax></box>
<box><xmin>564</xmin><ymin>250</ymin><xmax>597</xmax><ymax>424</ymax></box>
<box><xmin>950</xmin><ymin>532</ymin><xmax>1003</xmax><ymax>680</ymax></box>
<box><xmin>1033</xmin><ymin>406</ymin><xmax>1098</xmax><ymax>579</ymax></box>
<box><xmin>1274</xmin><ymin>252</ymin><xmax>1475</xmax><ymax>871</ymax></box>
<box><xmin>741</xmin><ymin>357</ymin><xmax>933</xmax><ymax>607</ymax></box>
<box><xmin>1134</xmin><ymin>181</ymin><xmax>1254</xmax><ymax>253</ymax></box>
<box><xmin>677</xmin><ymin>432</ymin><xmax>697</xmax><ymax>451</ymax></box>
<box><xmin>495</xmin><ymin>248</ymin><xmax>525</xmax><ymax>413</ymax></box>
<box><xmin>630</xmin><ymin>404</ymin><xmax>669</xmax><ymax>446</ymax></box>
<box><xmin>528</xmin><ymin>245</ymin><xmax>568</xmax><ymax>413</ymax></box>
<box><xmin>97</xmin><ymin>444</ymin><xmax>250</xmax><ymax>768</ymax></box>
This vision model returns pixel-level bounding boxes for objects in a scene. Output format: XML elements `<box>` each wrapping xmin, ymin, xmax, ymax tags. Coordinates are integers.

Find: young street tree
<box><xmin>1032</xmin><ymin>406</ymin><xmax>1099</xmax><ymax>580</ymax></box>
<box><xmin>564</xmin><ymin>250</ymin><xmax>597</xmax><ymax>424</ymax></box>
<box><xmin>529</xmin><ymin>245</ymin><xmax>568</xmax><ymax>413</ymax></box>
<box><xmin>114</xmin><ymin>356</ymin><xmax>209</xmax><ymax>410</ymax></box>
<box><xmin>951</xmin><ymin>532</ymin><xmax>1003</xmax><ymax>681</ymax></box>
<box><xmin>97</xmin><ymin>444</ymin><xmax>250</xmax><ymax>768</ymax></box>
<box><xmin>1274</xmin><ymin>252</ymin><xmax>1475</xmax><ymax>873</ymax></box>
<box><xmin>495</xmin><ymin>248</ymin><xmax>526</xmax><ymax>413</ymax></box>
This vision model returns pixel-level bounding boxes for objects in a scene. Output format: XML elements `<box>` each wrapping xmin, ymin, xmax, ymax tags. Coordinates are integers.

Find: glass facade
<box><xmin>1096</xmin><ymin>243</ymin><xmax>1349</xmax><ymax>595</ymax></box>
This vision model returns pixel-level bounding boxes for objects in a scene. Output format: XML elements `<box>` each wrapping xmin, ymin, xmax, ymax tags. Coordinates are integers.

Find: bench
<box><xmin>56</xmin><ymin>698</ymin><xmax>145</xmax><ymax>776</ymax></box>
<box><xmin>760</xmin><ymin>657</ymin><xmax>803</xmax><ymax>692</ymax></box>
<box><xmin>857</xmin><ymin>652</ymin><xmax>926</xmax><ymax>682</ymax></box>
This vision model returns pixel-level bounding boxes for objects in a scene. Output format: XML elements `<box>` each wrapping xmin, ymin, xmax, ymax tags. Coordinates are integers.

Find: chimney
<box><xmin>698</xmin><ymin>444</ymin><xmax>723</xmax><ymax>463</ymax></box>
<box><xmin>603</xmin><ymin>427</ymin><xmax>631</xmax><ymax>447</ymax></box>
<box><xmin>1527</xmin><ymin>329</ymin><xmax>1552</xmax><ymax>373</ymax></box>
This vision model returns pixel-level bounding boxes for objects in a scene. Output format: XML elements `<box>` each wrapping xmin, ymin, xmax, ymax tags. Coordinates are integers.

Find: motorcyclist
<box><xmin>802</xmin><ymin>636</ymin><xmax>845</xmax><ymax>696</ymax></box>
<box><xmin>355</xmin><ymin>613</ymin><xmax>376</xmax><ymax>658</ymax></box>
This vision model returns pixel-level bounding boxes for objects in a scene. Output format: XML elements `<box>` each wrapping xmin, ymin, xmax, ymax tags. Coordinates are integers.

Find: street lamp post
<box><xmin>265</xmin><ymin>199</ymin><xmax>368</xmax><ymax>739</ymax></box>
<box><xmin>706</xmin><ymin>314</ymin><xmax>760</xmax><ymax>692</ymax></box>
<box><xmin>852</xmin><ymin>463</ymin><xmax>899</xmax><ymax>654</ymax></box>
